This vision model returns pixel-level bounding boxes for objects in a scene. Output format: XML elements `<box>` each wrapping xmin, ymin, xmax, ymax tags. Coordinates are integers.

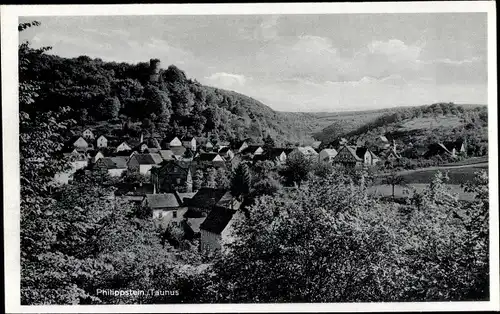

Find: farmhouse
<box><xmin>95</xmin><ymin>156</ymin><xmax>128</xmax><ymax>177</ymax></box>
<box><xmin>318</xmin><ymin>148</ymin><xmax>338</xmax><ymax>162</ymax></box>
<box><xmin>127</xmin><ymin>153</ymin><xmax>163</xmax><ymax>175</ymax></box>
<box><xmin>143</xmin><ymin>192</ymin><xmax>188</xmax><ymax>228</ymax></box>
<box><xmin>82</xmin><ymin>128</ymin><xmax>94</xmax><ymax>140</ymax></box>
<box><xmin>333</xmin><ymin>145</ymin><xmax>363</xmax><ymax>168</ymax></box>
<box><xmin>240</xmin><ymin>145</ymin><xmax>264</xmax><ymax>159</ymax></box>
<box><xmin>181</xmin><ymin>136</ymin><xmax>197</xmax><ymax>151</ymax></box>
<box><xmin>96</xmin><ymin>135</ymin><xmax>108</xmax><ymax>148</ymax></box>
<box><xmin>355</xmin><ymin>147</ymin><xmax>380</xmax><ymax>166</ymax></box>
<box><xmin>293</xmin><ymin>146</ymin><xmax>319</xmax><ymax>160</ymax></box>
<box><xmin>152</xmin><ymin>160</ymin><xmax>193</xmax><ymax>193</ymax></box>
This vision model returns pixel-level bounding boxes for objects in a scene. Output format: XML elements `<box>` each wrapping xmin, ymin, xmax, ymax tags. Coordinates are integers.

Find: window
<box><xmin>173</xmin><ymin>211</ymin><xmax>177</xmax><ymax>219</ymax></box>
<box><xmin>176</xmin><ymin>178</ymin><xmax>181</xmax><ymax>184</ymax></box>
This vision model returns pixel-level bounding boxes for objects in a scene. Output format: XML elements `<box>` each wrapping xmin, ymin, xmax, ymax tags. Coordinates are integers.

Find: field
<box><xmin>368</xmin><ymin>184</ymin><xmax>477</xmax><ymax>201</ymax></box>
<box><xmin>399</xmin><ymin>116</ymin><xmax>463</xmax><ymax>131</ymax></box>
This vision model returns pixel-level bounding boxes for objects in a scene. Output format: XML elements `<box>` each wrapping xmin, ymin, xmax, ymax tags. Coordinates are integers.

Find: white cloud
<box><xmin>205</xmin><ymin>72</ymin><xmax>248</xmax><ymax>88</ymax></box>
<box><xmin>368</xmin><ymin>39</ymin><xmax>422</xmax><ymax>61</ymax></box>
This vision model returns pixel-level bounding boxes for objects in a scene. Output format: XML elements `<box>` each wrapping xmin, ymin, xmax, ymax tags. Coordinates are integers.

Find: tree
<box><xmin>281</xmin><ymin>151</ymin><xmax>311</xmax><ymax>187</ymax></box>
<box><xmin>96</xmin><ymin>96</ymin><xmax>120</xmax><ymax>120</ymax></box>
<box><xmin>263</xmin><ymin>134</ymin><xmax>275</xmax><ymax>150</ymax></box>
<box><xmin>381</xmin><ymin>170</ymin><xmax>407</xmax><ymax>199</ymax></box>
<box><xmin>231</xmin><ymin>163</ymin><xmax>251</xmax><ymax>203</ymax></box>
<box><xmin>192</xmin><ymin>170</ymin><xmax>204</xmax><ymax>191</ymax></box>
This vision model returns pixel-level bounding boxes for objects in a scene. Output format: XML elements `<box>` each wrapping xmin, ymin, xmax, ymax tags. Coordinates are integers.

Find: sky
<box><xmin>19</xmin><ymin>13</ymin><xmax>488</xmax><ymax>112</ymax></box>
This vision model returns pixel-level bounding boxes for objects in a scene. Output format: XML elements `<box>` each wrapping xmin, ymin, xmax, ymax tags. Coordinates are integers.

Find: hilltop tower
<box><xmin>149</xmin><ymin>58</ymin><xmax>161</xmax><ymax>82</ymax></box>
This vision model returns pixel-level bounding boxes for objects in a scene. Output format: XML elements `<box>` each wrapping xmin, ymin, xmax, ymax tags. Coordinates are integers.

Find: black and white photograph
<box><xmin>2</xmin><ymin>2</ymin><xmax>499</xmax><ymax>312</ymax></box>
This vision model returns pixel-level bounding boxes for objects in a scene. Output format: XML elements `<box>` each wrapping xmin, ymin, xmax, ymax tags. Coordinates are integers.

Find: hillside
<box><xmin>21</xmin><ymin>52</ymin><xmax>319</xmax><ymax>146</ymax></box>
<box><xmin>315</xmin><ymin>103</ymin><xmax>489</xmax><ymax>157</ymax></box>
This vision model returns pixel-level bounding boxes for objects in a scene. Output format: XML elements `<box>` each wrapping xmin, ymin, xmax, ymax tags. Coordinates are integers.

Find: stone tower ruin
<box><xmin>149</xmin><ymin>58</ymin><xmax>161</xmax><ymax>82</ymax></box>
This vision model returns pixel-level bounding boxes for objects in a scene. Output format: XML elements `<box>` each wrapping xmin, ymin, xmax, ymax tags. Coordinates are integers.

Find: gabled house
<box><xmin>355</xmin><ymin>147</ymin><xmax>380</xmax><ymax>166</ymax></box>
<box><xmin>232</xmin><ymin>140</ymin><xmax>249</xmax><ymax>153</ymax></box>
<box><xmin>181</xmin><ymin>136</ymin><xmax>197</xmax><ymax>151</ymax></box>
<box><xmin>162</xmin><ymin>136</ymin><xmax>182</xmax><ymax>148</ymax></box>
<box><xmin>71</xmin><ymin>136</ymin><xmax>89</xmax><ymax>149</ymax></box>
<box><xmin>194</xmin><ymin>152</ymin><xmax>227</xmax><ymax>169</ymax></box>
<box><xmin>82</xmin><ymin>128</ymin><xmax>94</xmax><ymax>140</ymax></box>
<box><xmin>218</xmin><ymin>147</ymin><xmax>235</xmax><ymax>161</ymax></box>
<box><xmin>184</xmin><ymin>188</ymin><xmax>227</xmax><ymax>214</ymax></box>
<box><xmin>116</xmin><ymin>141</ymin><xmax>132</xmax><ymax>152</ymax></box>
<box><xmin>200</xmin><ymin>194</ymin><xmax>243</xmax><ymax>254</ymax></box>
<box><xmin>205</xmin><ymin>140</ymin><xmax>214</xmax><ymax>151</ymax></box>
<box><xmin>96</xmin><ymin>135</ymin><xmax>108</xmax><ymax>148</ymax></box>
<box><xmin>318</xmin><ymin>148</ymin><xmax>338</xmax><ymax>162</ymax></box>
<box><xmin>240</xmin><ymin>145</ymin><xmax>264</xmax><ymax>159</ymax></box>
<box><xmin>253</xmin><ymin>148</ymin><xmax>287</xmax><ymax>165</ymax></box>
<box><xmin>293</xmin><ymin>146</ymin><xmax>319</xmax><ymax>160</ymax></box>
<box><xmin>89</xmin><ymin>150</ymin><xmax>104</xmax><ymax>164</ymax></box>
<box><xmin>143</xmin><ymin>192</ymin><xmax>188</xmax><ymax>228</ymax></box>
<box><xmin>115</xmin><ymin>182</ymin><xmax>155</xmax><ymax>205</ymax></box>
<box><xmin>95</xmin><ymin>156</ymin><xmax>128</xmax><ymax>177</ymax></box>
<box><xmin>127</xmin><ymin>153</ymin><xmax>163</xmax><ymax>175</ymax></box>
<box><xmin>152</xmin><ymin>160</ymin><xmax>193</xmax><ymax>193</ymax></box>
<box><xmin>170</xmin><ymin>146</ymin><xmax>187</xmax><ymax>159</ymax></box>
<box><xmin>333</xmin><ymin>145</ymin><xmax>363</xmax><ymax>168</ymax></box>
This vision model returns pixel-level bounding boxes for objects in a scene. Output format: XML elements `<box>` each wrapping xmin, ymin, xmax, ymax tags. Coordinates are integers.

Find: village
<box><xmin>54</xmin><ymin>127</ymin><xmax>471</xmax><ymax>255</ymax></box>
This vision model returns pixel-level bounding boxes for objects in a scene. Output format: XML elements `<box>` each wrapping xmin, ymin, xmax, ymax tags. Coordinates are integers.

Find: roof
<box><xmin>378</xmin><ymin>135</ymin><xmax>389</xmax><ymax>142</ymax></box>
<box><xmin>240</xmin><ymin>145</ymin><xmax>262</xmax><ymax>155</ymax></box>
<box><xmin>181</xmin><ymin>136</ymin><xmax>195</xmax><ymax>142</ymax></box>
<box><xmin>295</xmin><ymin>146</ymin><xmax>318</xmax><ymax>155</ymax></box>
<box><xmin>164</xmin><ymin>135</ymin><xmax>181</xmax><ymax>143</ymax></box>
<box><xmin>185</xmin><ymin>217</ymin><xmax>206</xmax><ymax>233</ymax></box>
<box><xmin>196</xmin><ymin>152</ymin><xmax>220</xmax><ymax>162</ymax></box>
<box><xmin>216</xmin><ymin>191</ymin><xmax>242</xmax><ymax>210</ymax></box>
<box><xmin>159</xmin><ymin>150</ymin><xmax>176</xmax><ymax>161</ymax></box>
<box><xmin>132</xmin><ymin>153</ymin><xmax>163</xmax><ymax>165</ymax></box>
<box><xmin>185</xmin><ymin>188</ymin><xmax>227</xmax><ymax>210</ymax></box>
<box><xmin>170</xmin><ymin>146</ymin><xmax>187</xmax><ymax>156</ymax></box>
<box><xmin>145</xmin><ymin>193</ymin><xmax>183</xmax><ymax>209</ymax></box>
<box><xmin>200</xmin><ymin>206</ymin><xmax>236</xmax><ymax>234</ymax></box>
<box><xmin>115</xmin><ymin>183</ymin><xmax>154</xmax><ymax>196</ymax></box>
<box><xmin>356</xmin><ymin>147</ymin><xmax>368</xmax><ymax>159</ymax></box>
<box><xmin>339</xmin><ymin>145</ymin><xmax>363</xmax><ymax>161</ymax></box>
<box><xmin>99</xmin><ymin>156</ymin><xmax>128</xmax><ymax>169</ymax></box>
<box><xmin>320</xmin><ymin>148</ymin><xmax>337</xmax><ymax>157</ymax></box>
<box><xmin>218</xmin><ymin>147</ymin><xmax>232</xmax><ymax>154</ymax></box>
<box><xmin>311</xmin><ymin>141</ymin><xmax>322</xmax><ymax>149</ymax></box>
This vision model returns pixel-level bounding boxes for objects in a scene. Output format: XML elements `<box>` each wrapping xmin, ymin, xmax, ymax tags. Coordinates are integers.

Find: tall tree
<box><xmin>231</xmin><ymin>163</ymin><xmax>251</xmax><ymax>203</ymax></box>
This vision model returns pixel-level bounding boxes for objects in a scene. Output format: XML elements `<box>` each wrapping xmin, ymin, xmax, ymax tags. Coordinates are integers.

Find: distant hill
<box><xmin>314</xmin><ymin>103</ymin><xmax>488</xmax><ymax>156</ymax></box>
<box><xmin>22</xmin><ymin>53</ymin><xmax>319</xmax><ymax>146</ymax></box>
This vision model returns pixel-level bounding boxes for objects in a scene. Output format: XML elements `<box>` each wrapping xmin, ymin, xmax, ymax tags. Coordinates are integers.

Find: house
<box><xmin>240</xmin><ymin>145</ymin><xmax>264</xmax><ymax>159</ymax></box>
<box><xmin>87</xmin><ymin>150</ymin><xmax>104</xmax><ymax>164</ymax></box>
<box><xmin>170</xmin><ymin>146</ymin><xmax>187</xmax><ymax>159</ymax></box>
<box><xmin>116</xmin><ymin>141</ymin><xmax>132</xmax><ymax>152</ymax></box>
<box><xmin>95</xmin><ymin>156</ymin><xmax>128</xmax><ymax>177</ymax></box>
<box><xmin>444</xmin><ymin>139</ymin><xmax>467</xmax><ymax>157</ymax></box>
<box><xmin>332</xmin><ymin>145</ymin><xmax>363</xmax><ymax>168</ymax></box>
<box><xmin>115</xmin><ymin>182</ymin><xmax>155</xmax><ymax>205</ymax></box>
<box><xmin>205</xmin><ymin>140</ymin><xmax>214</xmax><ymax>151</ymax></box>
<box><xmin>311</xmin><ymin>141</ymin><xmax>322</xmax><ymax>150</ymax></box>
<box><xmin>218</xmin><ymin>147</ymin><xmax>235</xmax><ymax>161</ymax></box>
<box><xmin>143</xmin><ymin>192</ymin><xmax>188</xmax><ymax>228</ymax></box>
<box><xmin>82</xmin><ymin>128</ymin><xmax>94</xmax><ymax>140</ymax></box>
<box><xmin>199</xmin><ymin>194</ymin><xmax>243</xmax><ymax>254</ymax></box>
<box><xmin>152</xmin><ymin>160</ymin><xmax>193</xmax><ymax>193</ymax></box>
<box><xmin>293</xmin><ymin>146</ymin><xmax>319</xmax><ymax>160</ymax></box>
<box><xmin>355</xmin><ymin>147</ymin><xmax>380</xmax><ymax>166</ymax></box>
<box><xmin>318</xmin><ymin>148</ymin><xmax>338</xmax><ymax>162</ymax></box>
<box><xmin>253</xmin><ymin>148</ymin><xmax>288</xmax><ymax>165</ymax></box>
<box><xmin>425</xmin><ymin>143</ymin><xmax>456</xmax><ymax>158</ymax></box>
<box><xmin>159</xmin><ymin>149</ymin><xmax>177</xmax><ymax>161</ymax></box>
<box><xmin>232</xmin><ymin>140</ymin><xmax>249</xmax><ymax>153</ymax></box>
<box><xmin>71</xmin><ymin>136</ymin><xmax>89</xmax><ymax>149</ymax></box>
<box><xmin>162</xmin><ymin>136</ymin><xmax>182</xmax><ymax>148</ymax></box>
<box><xmin>194</xmin><ymin>152</ymin><xmax>227</xmax><ymax>169</ymax></box>
<box><xmin>181</xmin><ymin>136</ymin><xmax>197</xmax><ymax>151</ymax></box>
<box><xmin>96</xmin><ymin>135</ymin><xmax>108</xmax><ymax>148</ymax></box>
<box><xmin>127</xmin><ymin>153</ymin><xmax>163</xmax><ymax>175</ymax></box>
<box><xmin>184</xmin><ymin>188</ymin><xmax>227</xmax><ymax>214</ymax></box>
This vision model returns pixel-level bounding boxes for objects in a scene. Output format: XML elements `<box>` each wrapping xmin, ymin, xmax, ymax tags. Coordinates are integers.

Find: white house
<box><xmin>293</xmin><ymin>146</ymin><xmax>318</xmax><ymax>160</ymax></box>
<box><xmin>127</xmin><ymin>153</ymin><xmax>163</xmax><ymax>175</ymax></box>
<box><xmin>96</xmin><ymin>135</ymin><xmax>108</xmax><ymax>148</ymax></box>
<box><xmin>82</xmin><ymin>128</ymin><xmax>94</xmax><ymax>140</ymax></box>
<box><xmin>181</xmin><ymin>136</ymin><xmax>197</xmax><ymax>151</ymax></box>
<box><xmin>95</xmin><ymin>157</ymin><xmax>128</xmax><ymax>177</ymax></box>
<box><xmin>116</xmin><ymin>141</ymin><xmax>132</xmax><ymax>152</ymax></box>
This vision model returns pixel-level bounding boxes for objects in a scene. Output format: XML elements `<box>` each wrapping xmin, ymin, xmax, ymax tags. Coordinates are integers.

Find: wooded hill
<box><xmin>315</xmin><ymin>103</ymin><xmax>489</xmax><ymax>157</ymax></box>
<box><xmin>21</xmin><ymin>52</ymin><xmax>319</xmax><ymax>146</ymax></box>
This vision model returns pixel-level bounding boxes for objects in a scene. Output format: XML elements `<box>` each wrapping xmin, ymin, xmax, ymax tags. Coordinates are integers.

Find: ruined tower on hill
<box><xmin>149</xmin><ymin>58</ymin><xmax>161</xmax><ymax>82</ymax></box>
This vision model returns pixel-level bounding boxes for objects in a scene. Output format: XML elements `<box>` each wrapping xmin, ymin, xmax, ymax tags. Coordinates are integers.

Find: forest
<box><xmin>19</xmin><ymin>21</ymin><xmax>490</xmax><ymax>304</ymax></box>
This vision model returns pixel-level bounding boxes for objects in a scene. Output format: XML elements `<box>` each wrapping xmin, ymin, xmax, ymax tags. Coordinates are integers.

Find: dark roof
<box><xmin>131</xmin><ymin>153</ymin><xmax>163</xmax><ymax>165</ymax></box>
<box><xmin>356</xmin><ymin>147</ymin><xmax>368</xmax><ymax>159</ymax></box>
<box><xmin>181</xmin><ymin>136</ymin><xmax>195</xmax><ymax>142</ymax></box>
<box><xmin>200</xmin><ymin>206</ymin><xmax>236</xmax><ymax>234</ymax></box>
<box><xmin>99</xmin><ymin>156</ymin><xmax>128</xmax><ymax>169</ymax></box>
<box><xmin>145</xmin><ymin>193</ymin><xmax>183</xmax><ymax>209</ymax></box>
<box><xmin>164</xmin><ymin>135</ymin><xmax>180</xmax><ymax>143</ymax></box>
<box><xmin>240</xmin><ymin>145</ymin><xmax>262</xmax><ymax>155</ymax></box>
<box><xmin>185</xmin><ymin>188</ymin><xmax>227</xmax><ymax>210</ymax></box>
<box><xmin>218</xmin><ymin>147</ymin><xmax>232</xmax><ymax>154</ymax></box>
<box><xmin>115</xmin><ymin>183</ymin><xmax>154</xmax><ymax>196</ymax></box>
<box><xmin>159</xmin><ymin>149</ymin><xmax>176</xmax><ymax>161</ymax></box>
<box><xmin>196</xmin><ymin>152</ymin><xmax>220</xmax><ymax>162</ymax></box>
